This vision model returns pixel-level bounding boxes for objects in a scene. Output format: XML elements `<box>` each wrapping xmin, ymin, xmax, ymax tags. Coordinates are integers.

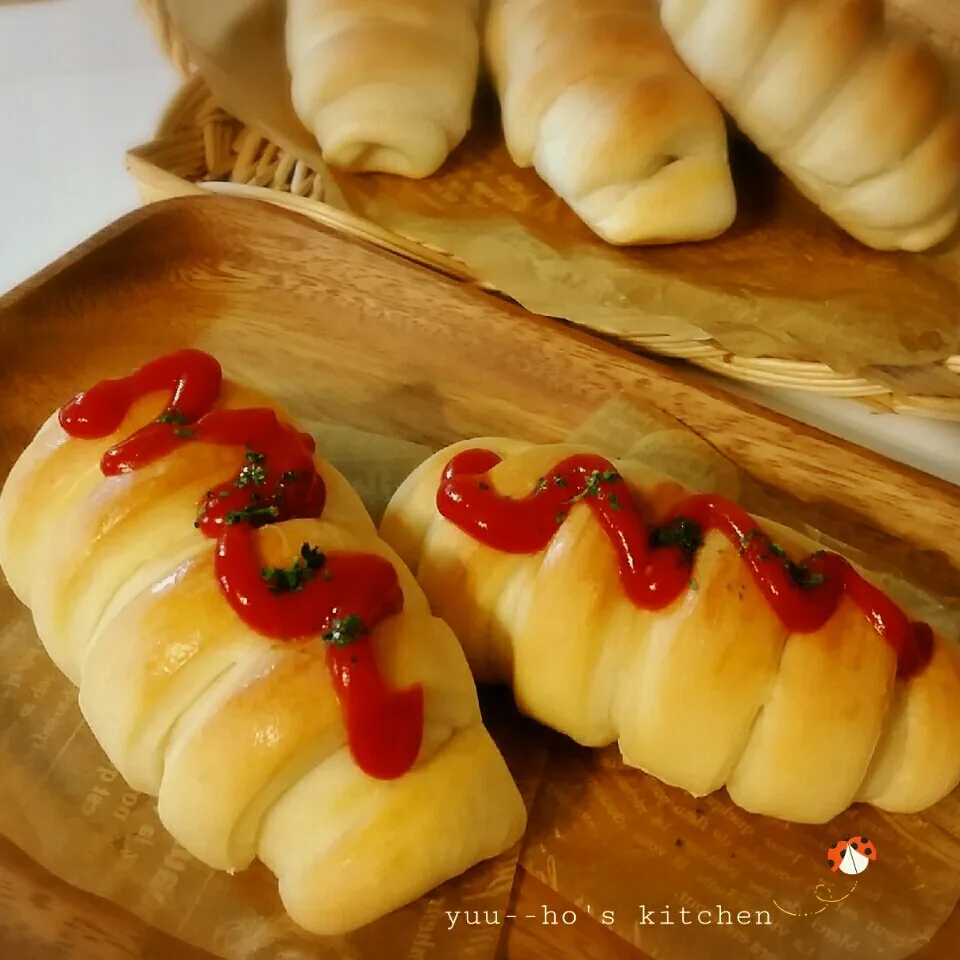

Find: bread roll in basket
<box><xmin>658</xmin><ymin>0</ymin><xmax>960</xmax><ymax>251</ymax></box>
<box><xmin>381</xmin><ymin>438</ymin><xmax>960</xmax><ymax>825</ymax></box>
<box><xmin>0</xmin><ymin>351</ymin><xmax>526</xmax><ymax>936</ymax></box>
<box><xmin>286</xmin><ymin>0</ymin><xmax>482</xmax><ymax>178</ymax></box>
<box><xmin>485</xmin><ymin>0</ymin><xmax>738</xmax><ymax>244</ymax></box>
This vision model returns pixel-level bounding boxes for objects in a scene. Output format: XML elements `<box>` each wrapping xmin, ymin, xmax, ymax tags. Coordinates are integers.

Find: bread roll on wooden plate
<box><xmin>484</xmin><ymin>0</ymin><xmax>738</xmax><ymax>244</ymax></box>
<box><xmin>0</xmin><ymin>350</ymin><xmax>526</xmax><ymax>936</ymax></box>
<box><xmin>381</xmin><ymin>438</ymin><xmax>960</xmax><ymax>825</ymax></box>
<box><xmin>659</xmin><ymin>0</ymin><xmax>960</xmax><ymax>251</ymax></box>
<box><xmin>286</xmin><ymin>0</ymin><xmax>482</xmax><ymax>177</ymax></box>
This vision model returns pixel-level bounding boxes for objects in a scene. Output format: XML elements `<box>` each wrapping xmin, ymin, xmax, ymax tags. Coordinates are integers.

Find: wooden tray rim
<box><xmin>3</xmin><ymin>192</ymin><xmax>960</xmax><ymax>960</ymax></box>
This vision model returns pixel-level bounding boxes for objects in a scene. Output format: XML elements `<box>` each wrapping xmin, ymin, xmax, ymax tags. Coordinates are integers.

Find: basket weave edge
<box><xmin>126</xmin><ymin>72</ymin><xmax>960</xmax><ymax>422</ymax></box>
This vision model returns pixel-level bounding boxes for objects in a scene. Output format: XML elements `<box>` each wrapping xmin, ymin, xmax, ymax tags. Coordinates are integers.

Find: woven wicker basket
<box><xmin>132</xmin><ymin>0</ymin><xmax>960</xmax><ymax>421</ymax></box>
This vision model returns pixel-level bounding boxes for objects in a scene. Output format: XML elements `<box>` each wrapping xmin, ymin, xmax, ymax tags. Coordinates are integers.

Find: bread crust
<box><xmin>381</xmin><ymin>438</ymin><xmax>960</xmax><ymax>823</ymax></box>
<box><xmin>659</xmin><ymin>0</ymin><xmax>960</xmax><ymax>250</ymax></box>
<box><xmin>485</xmin><ymin>0</ymin><xmax>737</xmax><ymax>243</ymax></box>
<box><xmin>0</xmin><ymin>383</ymin><xmax>526</xmax><ymax>935</ymax></box>
<box><xmin>286</xmin><ymin>0</ymin><xmax>481</xmax><ymax>177</ymax></box>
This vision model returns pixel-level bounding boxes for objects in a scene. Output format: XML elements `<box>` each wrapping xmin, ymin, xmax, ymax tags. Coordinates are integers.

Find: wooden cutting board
<box><xmin>0</xmin><ymin>195</ymin><xmax>958</xmax><ymax>960</ymax></box>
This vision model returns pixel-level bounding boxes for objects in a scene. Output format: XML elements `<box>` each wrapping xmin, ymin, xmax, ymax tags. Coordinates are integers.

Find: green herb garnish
<box><xmin>554</xmin><ymin>476</ymin><xmax>569</xmax><ymax>489</ymax></box>
<box><xmin>786</xmin><ymin>562</ymin><xmax>826</xmax><ymax>590</ymax></box>
<box><xmin>566</xmin><ymin>469</ymin><xmax>621</xmax><ymax>506</ymax></box>
<box><xmin>194</xmin><ymin>496</ymin><xmax>211</xmax><ymax>528</ymax></box>
<box><xmin>156</xmin><ymin>408</ymin><xmax>187</xmax><ymax>425</ymax></box>
<box><xmin>608</xmin><ymin>494</ymin><xmax>621</xmax><ymax>512</ymax></box>
<box><xmin>555</xmin><ymin>510</ymin><xmax>567</xmax><ymax>525</ymax></box>
<box><xmin>746</xmin><ymin>535</ymin><xmax>825</xmax><ymax>589</ymax></box>
<box><xmin>261</xmin><ymin>543</ymin><xmax>326</xmax><ymax>593</ymax></box>
<box><xmin>173</xmin><ymin>427</ymin><xmax>195</xmax><ymax>439</ymax></box>
<box><xmin>280</xmin><ymin>470</ymin><xmax>302</xmax><ymax>484</ymax></box>
<box><xmin>245</xmin><ymin>450</ymin><xmax>266</xmax><ymax>464</ymax></box>
<box><xmin>323</xmin><ymin>614</ymin><xmax>367</xmax><ymax>646</ymax></box>
<box><xmin>235</xmin><ymin>462</ymin><xmax>268</xmax><ymax>488</ymax></box>
<box><xmin>739</xmin><ymin>530</ymin><xmax>761</xmax><ymax>556</ymax></box>
<box><xmin>225</xmin><ymin>503</ymin><xmax>280</xmax><ymax>525</ymax></box>
<box><xmin>535</xmin><ymin>477</ymin><xmax>548</xmax><ymax>492</ymax></box>
<box><xmin>741</xmin><ymin>531</ymin><xmax>787</xmax><ymax>560</ymax></box>
<box><xmin>651</xmin><ymin>517</ymin><xmax>704</xmax><ymax>560</ymax></box>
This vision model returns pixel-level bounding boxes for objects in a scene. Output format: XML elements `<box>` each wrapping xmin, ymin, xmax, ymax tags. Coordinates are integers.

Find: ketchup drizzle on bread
<box><xmin>438</xmin><ymin>447</ymin><xmax>934</xmax><ymax>680</ymax></box>
<box><xmin>59</xmin><ymin>349</ymin><xmax>423</xmax><ymax>781</ymax></box>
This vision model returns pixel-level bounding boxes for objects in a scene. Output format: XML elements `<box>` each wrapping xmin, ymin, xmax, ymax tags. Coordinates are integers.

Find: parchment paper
<box><xmin>0</xmin><ymin>420</ymin><xmax>548</xmax><ymax>960</ymax></box>
<box><xmin>515</xmin><ymin>398</ymin><xmax>960</xmax><ymax>960</ymax></box>
<box><xmin>3</xmin><ymin>400</ymin><xmax>959</xmax><ymax>959</ymax></box>
<box><xmin>162</xmin><ymin>0</ymin><xmax>960</xmax><ymax>385</ymax></box>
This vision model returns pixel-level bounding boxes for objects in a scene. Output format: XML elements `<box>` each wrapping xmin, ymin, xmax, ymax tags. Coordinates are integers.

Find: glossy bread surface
<box><xmin>0</xmin><ymin>370</ymin><xmax>526</xmax><ymax>936</ymax></box>
<box><xmin>2</xmin><ymin>196</ymin><xmax>960</xmax><ymax>957</ymax></box>
<box><xmin>381</xmin><ymin>438</ymin><xmax>960</xmax><ymax>823</ymax></box>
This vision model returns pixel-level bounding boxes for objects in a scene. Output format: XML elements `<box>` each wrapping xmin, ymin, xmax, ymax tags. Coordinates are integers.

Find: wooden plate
<box><xmin>1</xmin><ymin>196</ymin><xmax>958</xmax><ymax>959</ymax></box>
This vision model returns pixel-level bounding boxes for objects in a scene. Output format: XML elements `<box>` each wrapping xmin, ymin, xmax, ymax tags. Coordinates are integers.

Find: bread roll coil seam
<box><xmin>0</xmin><ymin>374</ymin><xmax>527</xmax><ymax>935</ymax></box>
<box><xmin>658</xmin><ymin>0</ymin><xmax>960</xmax><ymax>250</ymax></box>
<box><xmin>380</xmin><ymin>439</ymin><xmax>960</xmax><ymax>823</ymax></box>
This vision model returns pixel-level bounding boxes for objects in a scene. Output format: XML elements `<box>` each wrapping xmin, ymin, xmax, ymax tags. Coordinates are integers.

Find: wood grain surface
<box><xmin>0</xmin><ymin>195</ymin><xmax>958</xmax><ymax>960</ymax></box>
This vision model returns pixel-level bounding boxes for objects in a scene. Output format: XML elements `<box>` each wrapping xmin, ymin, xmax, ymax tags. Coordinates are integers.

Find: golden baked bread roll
<box><xmin>658</xmin><ymin>0</ymin><xmax>960</xmax><ymax>251</ymax></box>
<box><xmin>285</xmin><ymin>0</ymin><xmax>481</xmax><ymax>177</ymax></box>
<box><xmin>484</xmin><ymin>0</ymin><xmax>737</xmax><ymax>244</ymax></box>
<box><xmin>0</xmin><ymin>351</ymin><xmax>526</xmax><ymax>936</ymax></box>
<box><xmin>381</xmin><ymin>438</ymin><xmax>960</xmax><ymax>824</ymax></box>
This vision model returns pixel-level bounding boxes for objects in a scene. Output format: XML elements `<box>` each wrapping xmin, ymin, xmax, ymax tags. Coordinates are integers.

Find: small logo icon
<box><xmin>826</xmin><ymin>836</ymin><xmax>877</xmax><ymax>876</ymax></box>
<box><xmin>773</xmin><ymin>836</ymin><xmax>877</xmax><ymax>918</ymax></box>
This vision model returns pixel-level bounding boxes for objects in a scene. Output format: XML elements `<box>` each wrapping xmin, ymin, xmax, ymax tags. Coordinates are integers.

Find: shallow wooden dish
<box><xmin>1</xmin><ymin>196</ymin><xmax>959</xmax><ymax>959</ymax></box>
